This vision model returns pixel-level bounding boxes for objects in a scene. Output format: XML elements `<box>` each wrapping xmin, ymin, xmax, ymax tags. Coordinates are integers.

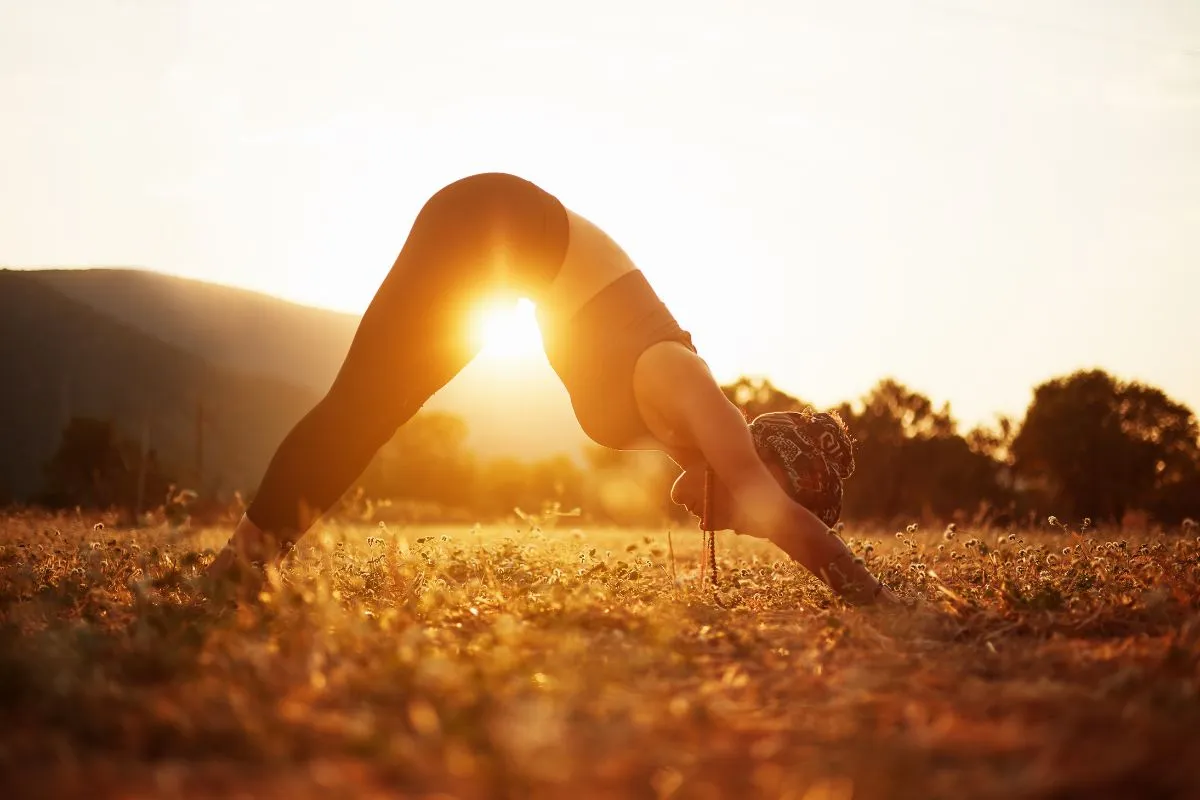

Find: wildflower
<box><xmin>906</xmin><ymin>523</ymin><xmax>918</xmax><ymax>534</ymax></box>
<box><xmin>1007</xmin><ymin>533</ymin><xmax>1018</xmax><ymax>543</ymax></box>
<box><xmin>1048</xmin><ymin>516</ymin><xmax>1059</xmax><ymax>527</ymax></box>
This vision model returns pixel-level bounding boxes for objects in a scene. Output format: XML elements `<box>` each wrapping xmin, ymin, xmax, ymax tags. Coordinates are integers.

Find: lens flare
<box><xmin>471</xmin><ymin>297</ymin><xmax>543</xmax><ymax>361</ymax></box>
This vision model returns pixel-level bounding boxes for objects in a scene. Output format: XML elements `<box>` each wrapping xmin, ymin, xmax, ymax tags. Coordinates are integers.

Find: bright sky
<box><xmin>3</xmin><ymin>0</ymin><xmax>1198</xmax><ymax>430</ymax></box>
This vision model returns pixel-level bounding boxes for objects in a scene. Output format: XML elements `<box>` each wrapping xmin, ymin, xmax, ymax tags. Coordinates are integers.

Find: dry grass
<box><xmin>1</xmin><ymin>511</ymin><xmax>1198</xmax><ymax>799</ymax></box>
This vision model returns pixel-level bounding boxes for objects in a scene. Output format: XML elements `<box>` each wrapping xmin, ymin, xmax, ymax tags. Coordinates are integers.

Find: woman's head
<box><xmin>748</xmin><ymin>410</ymin><xmax>855</xmax><ymax>526</ymax></box>
<box><xmin>670</xmin><ymin>409</ymin><xmax>855</xmax><ymax>529</ymax></box>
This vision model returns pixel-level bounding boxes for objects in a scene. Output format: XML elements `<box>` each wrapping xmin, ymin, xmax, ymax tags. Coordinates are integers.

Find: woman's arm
<box><xmin>637</xmin><ymin>345</ymin><xmax>894</xmax><ymax>605</ymax></box>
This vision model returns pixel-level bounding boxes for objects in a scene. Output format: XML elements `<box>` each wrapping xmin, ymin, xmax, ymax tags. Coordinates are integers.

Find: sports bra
<box><xmin>540</xmin><ymin>271</ymin><xmax>697</xmax><ymax>449</ymax></box>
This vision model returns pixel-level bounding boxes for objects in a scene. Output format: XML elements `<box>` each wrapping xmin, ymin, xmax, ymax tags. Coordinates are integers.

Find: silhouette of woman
<box><xmin>208</xmin><ymin>173</ymin><xmax>897</xmax><ymax>605</ymax></box>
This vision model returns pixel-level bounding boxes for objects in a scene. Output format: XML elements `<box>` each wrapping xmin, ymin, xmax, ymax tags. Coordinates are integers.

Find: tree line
<box><xmin>32</xmin><ymin>368</ymin><xmax>1200</xmax><ymax>528</ymax></box>
<box><xmin>731</xmin><ymin>368</ymin><xmax>1199</xmax><ymax>528</ymax></box>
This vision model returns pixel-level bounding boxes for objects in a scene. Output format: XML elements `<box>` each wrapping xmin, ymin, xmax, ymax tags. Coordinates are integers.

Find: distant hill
<box><xmin>30</xmin><ymin>268</ymin><xmax>358</xmax><ymax>393</ymax></box>
<box><xmin>0</xmin><ymin>270</ymin><xmax>319</xmax><ymax>501</ymax></box>
<box><xmin>14</xmin><ymin>268</ymin><xmax>591</xmax><ymax>475</ymax></box>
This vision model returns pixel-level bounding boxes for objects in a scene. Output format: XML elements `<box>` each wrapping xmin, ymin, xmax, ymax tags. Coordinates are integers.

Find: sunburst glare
<box><xmin>471</xmin><ymin>297</ymin><xmax>543</xmax><ymax>361</ymax></box>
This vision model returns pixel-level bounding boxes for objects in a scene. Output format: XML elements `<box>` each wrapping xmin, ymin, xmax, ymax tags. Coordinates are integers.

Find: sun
<box><xmin>471</xmin><ymin>297</ymin><xmax>544</xmax><ymax>361</ymax></box>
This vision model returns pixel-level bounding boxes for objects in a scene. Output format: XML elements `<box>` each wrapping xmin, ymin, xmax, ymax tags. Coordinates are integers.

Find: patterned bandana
<box><xmin>748</xmin><ymin>410</ymin><xmax>856</xmax><ymax>527</ymax></box>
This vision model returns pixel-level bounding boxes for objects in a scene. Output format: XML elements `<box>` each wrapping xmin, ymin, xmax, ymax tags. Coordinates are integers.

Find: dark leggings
<box><xmin>246</xmin><ymin>173</ymin><xmax>571</xmax><ymax>541</ymax></box>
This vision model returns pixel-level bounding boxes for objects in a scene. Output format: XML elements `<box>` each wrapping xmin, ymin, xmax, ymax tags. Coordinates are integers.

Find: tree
<box><xmin>834</xmin><ymin>379</ymin><xmax>1011</xmax><ymax>523</ymax></box>
<box><xmin>357</xmin><ymin>411</ymin><xmax>478</xmax><ymax>509</ymax></box>
<box><xmin>1011</xmin><ymin>369</ymin><xmax>1200</xmax><ymax>524</ymax></box>
<box><xmin>965</xmin><ymin>415</ymin><xmax>1015</xmax><ymax>462</ymax></box>
<box><xmin>721</xmin><ymin>376</ymin><xmax>808</xmax><ymax>419</ymax></box>
<box><xmin>841</xmin><ymin>378</ymin><xmax>956</xmax><ymax>446</ymax></box>
<box><xmin>473</xmin><ymin>454</ymin><xmax>587</xmax><ymax>521</ymax></box>
<box><xmin>40</xmin><ymin>417</ymin><xmax>174</xmax><ymax>513</ymax></box>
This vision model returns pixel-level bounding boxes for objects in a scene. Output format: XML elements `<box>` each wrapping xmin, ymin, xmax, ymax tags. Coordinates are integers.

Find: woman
<box><xmin>208</xmin><ymin>173</ymin><xmax>896</xmax><ymax>606</ymax></box>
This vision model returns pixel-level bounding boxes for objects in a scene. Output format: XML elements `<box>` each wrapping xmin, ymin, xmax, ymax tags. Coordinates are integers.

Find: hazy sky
<box><xmin>3</xmin><ymin>0</ymin><xmax>1198</xmax><ymax>430</ymax></box>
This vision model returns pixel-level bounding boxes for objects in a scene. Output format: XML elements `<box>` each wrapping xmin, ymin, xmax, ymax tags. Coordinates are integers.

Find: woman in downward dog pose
<box><xmin>208</xmin><ymin>173</ymin><xmax>897</xmax><ymax>606</ymax></box>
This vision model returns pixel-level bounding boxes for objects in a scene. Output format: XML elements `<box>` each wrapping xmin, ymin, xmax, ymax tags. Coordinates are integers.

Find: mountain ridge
<box><xmin>0</xmin><ymin>269</ymin><xmax>320</xmax><ymax>500</ymax></box>
<box><xmin>5</xmin><ymin>268</ymin><xmax>591</xmax><ymax>493</ymax></box>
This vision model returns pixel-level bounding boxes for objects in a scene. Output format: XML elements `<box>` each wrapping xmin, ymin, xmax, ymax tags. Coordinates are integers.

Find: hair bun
<box><xmin>800</xmin><ymin>411</ymin><xmax>856</xmax><ymax>480</ymax></box>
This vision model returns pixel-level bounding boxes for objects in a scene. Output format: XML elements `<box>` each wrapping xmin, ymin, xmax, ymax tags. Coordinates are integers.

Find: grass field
<box><xmin>1</xmin><ymin>511</ymin><xmax>1198</xmax><ymax>799</ymax></box>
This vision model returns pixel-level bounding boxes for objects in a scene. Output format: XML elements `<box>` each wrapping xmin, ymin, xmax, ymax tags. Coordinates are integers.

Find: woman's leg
<box><xmin>210</xmin><ymin>173</ymin><xmax>570</xmax><ymax>576</ymax></box>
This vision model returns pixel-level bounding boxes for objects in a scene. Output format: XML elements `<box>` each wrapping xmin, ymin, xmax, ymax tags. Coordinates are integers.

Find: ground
<box><xmin>1</xmin><ymin>512</ymin><xmax>1198</xmax><ymax>799</ymax></box>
